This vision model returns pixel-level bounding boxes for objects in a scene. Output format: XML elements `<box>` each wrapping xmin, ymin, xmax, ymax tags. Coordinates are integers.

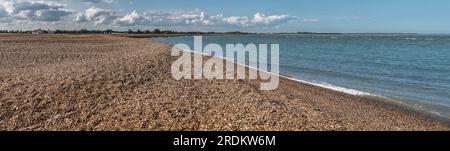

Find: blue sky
<box><xmin>1</xmin><ymin>0</ymin><xmax>450</xmax><ymax>33</ymax></box>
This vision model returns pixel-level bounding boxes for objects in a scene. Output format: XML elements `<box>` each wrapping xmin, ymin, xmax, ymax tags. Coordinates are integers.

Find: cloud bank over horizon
<box><xmin>0</xmin><ymin>0</ymin><xmax>297</xmax><ymax>31</ymax></box>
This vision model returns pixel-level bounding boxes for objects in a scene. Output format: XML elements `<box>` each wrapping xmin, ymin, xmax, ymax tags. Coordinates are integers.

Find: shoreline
<box><xmin>1</xmin><ymin>34</ymin><xmax>449</xmax><ymax>130</ymax></box>
<box><xmin>280</xmin><ymin>74</ymin><xmax>450</xmax><ymax>123</ymax></box>
<box><xmin>149</xmin><ymin>38</ymin><xmax>450</xmax><ymax>123</ymax></box>
<box><xmin>280</xmin><ymin>76</ymin><xmax>450</xmax><ymax>125</ymax></box>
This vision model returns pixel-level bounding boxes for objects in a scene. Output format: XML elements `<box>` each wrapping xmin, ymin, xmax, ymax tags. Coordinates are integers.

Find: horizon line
<box><xmin>2</xmin><ymin>29</ymin><xmax>450</xmax><ymax>35</ymax></box>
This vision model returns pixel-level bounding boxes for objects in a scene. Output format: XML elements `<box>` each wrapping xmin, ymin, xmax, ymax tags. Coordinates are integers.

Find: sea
<box><xmin>149</xmin><ymin>34</ymin><xmax>450</xmax><ymax>118</ymax></box>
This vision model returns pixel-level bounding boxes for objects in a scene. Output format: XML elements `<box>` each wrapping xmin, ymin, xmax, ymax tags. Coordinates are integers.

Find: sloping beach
<box><xmin>0</xmin><ymin>34</ymin><xmax>448</xmax><ymax>131</ymax></box>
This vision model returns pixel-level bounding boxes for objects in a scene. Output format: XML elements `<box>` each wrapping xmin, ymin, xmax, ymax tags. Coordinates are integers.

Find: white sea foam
<box><xmin>281</xmin><ymin>76</ymin><xmax>374</xmax><ymax>96</ymax></box>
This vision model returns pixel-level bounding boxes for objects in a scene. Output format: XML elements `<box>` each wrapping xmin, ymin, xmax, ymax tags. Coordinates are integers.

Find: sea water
<box><xmin>149</xmin><ymin>34</ymin><xmax>450</xmax><ymax>117</ymax></box>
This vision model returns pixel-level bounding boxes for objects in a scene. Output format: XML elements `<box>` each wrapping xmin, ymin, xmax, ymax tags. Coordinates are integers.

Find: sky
<box><xmin>1</xmin><ymin>0</ymin><xmax>450</xmax><ymax>33</ymax></box>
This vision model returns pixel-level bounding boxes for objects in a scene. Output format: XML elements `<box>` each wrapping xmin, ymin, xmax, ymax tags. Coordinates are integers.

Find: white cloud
<box><xmin>75</xmin><ymin>7</ymin><xmax>118</xmax><ymax>24</ymax></box>
<box><xmin>74</xmin><ymin>7</ymin><xmax>295</xmax><ymax>28</ymax></box>
<box><xmin>158</xmin><ymin>10</ymin><xmax>224</xmax><ymax>26</ymax></box>
<box><xmin>222</xmin><ymin>13</ymin><xmax>296</xmax><ymax>27</ymax></box>
<box><xmin>1</xmin><ymin>1</ymin><xmax>297</xmax><ymax>30</ymax></box>
<box><xmin>222</xmin><ymin>16</ymin><xmax>249</xmax><ymax>27</ymax></box>
<box><xmin>302</xmin><ymin>18</ymin><xmax>320</xmax><ymax>22</ymax></box>
<box><xmin>0</xmin><ymin>0</ymin><xmax>73</xmax><ymax>21</ymax></box>
<box><xmin>251</xmin><ymin>13</ymin><xmax>294</xmax><ymax>25</ymax></box>
<box><xmin>115</xmin><ymin>10</ymin><xmax>140</xmax><ymax>26</ymax></box>
<box><xmin>1</xmin><ymin>0</ymin><xmax>15</xmax><ymax>15</ymax></box>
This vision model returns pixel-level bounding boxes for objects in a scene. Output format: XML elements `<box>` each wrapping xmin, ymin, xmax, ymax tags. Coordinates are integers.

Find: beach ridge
<box><xmin>0</xmin><ymin>34</ymin><xmax>448</xmax><ymax>131</ymax></box>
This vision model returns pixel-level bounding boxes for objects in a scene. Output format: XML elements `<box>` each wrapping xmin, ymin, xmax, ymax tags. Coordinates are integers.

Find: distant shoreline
<box><xmin>4</xmin><ymin>29</ymin><xmax>449</xmax><ymax>38</ymax></box>
<box><xmin>116</xmin><ymin>32</ymin><xmax>450</xmax><ymax>39</ymax></box>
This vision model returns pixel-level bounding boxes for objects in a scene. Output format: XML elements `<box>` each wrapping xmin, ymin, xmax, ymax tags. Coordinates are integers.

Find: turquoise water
<box><xmin>149</xmin><ymin>34</ymin><xmax>450</xmax><ymax>117</ymax></box>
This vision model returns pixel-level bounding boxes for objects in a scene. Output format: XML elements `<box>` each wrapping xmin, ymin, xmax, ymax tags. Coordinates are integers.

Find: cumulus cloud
<box><xmin>222</xmin><ymin>13</ymin><xmax>296</xmax><ymax>27</ymax></box>
<box><xmin>115</xmin><ymin>10</ymin><xmax>140</xmax><ymax>26</ymax></box>
<box><xmin>223</xmin><ymin>16</ymin><xmax>250</xmax><ymax>27</ymax></box>
<box><xmin>0</xmin><ymin>0</ymin><xmax>73</xmax><ymax>21</ymax></box>
<box><xmin>0</xmin><ymin>0</ymin><xmax>15</xmax><ymax>15</ymax></box>
<box><xmin>75</xmin><ymin>7</ymin><xmax>118</xmax><ymax>24</ymax></box>
<box><xmin>74</xmin><ymin>7</ymin><xmax>295</xmax><ymax>28</ymax></box>
<box><xmin>143</xmin><ymin>10</ymin><xmax>224</xmax><ymax>26</ymax></box>
<box><xmin>1</xmin><ymin>1</ymin><xmax>297</xmax><ymax>30</ymax></box>
<box><xmin>251</xmin><ymin>13</ymin><xmax>294</xmax><ymax>25</ymax></box>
